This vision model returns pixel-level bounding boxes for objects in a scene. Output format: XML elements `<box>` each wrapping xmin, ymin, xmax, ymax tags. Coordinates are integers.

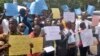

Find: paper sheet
<box><xmin>44</xmin><ymin>26</ymin><xmax>61</xmax><ymax>41</ymax></box>
<box><xmin>63</xmin><ymin>12</ymin><xmax>75</xmax><ymax>22</ymax></box>
<box><xmin>44</xmin><ymin>46</ymin><xmax>55</xmax><ymax>53</ymax></box>
<box><xmin>80</xmin><ymin>29</ymin><xmax>94</xmax><ymax>47</ymax></box>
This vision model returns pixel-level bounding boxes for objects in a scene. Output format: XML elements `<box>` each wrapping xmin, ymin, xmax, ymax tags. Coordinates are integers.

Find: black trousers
<box><xmin>67</xmin><ymin>46</ymin><xmax>77</xmax><ymax>56</ymax></box>
<box><xmin>43</xmin><ymin>51</ymin><xmax>54</xmax><ymax>56</ymax></box>
<box><xmin>97</xmin><ymin>44</ymin><xmax>100</xmax><ymax>56</ymax></box>
<box><xmin>79</xmin><ymin>46</ymin><xmax>89</xmax><ymax>56</ymax></box>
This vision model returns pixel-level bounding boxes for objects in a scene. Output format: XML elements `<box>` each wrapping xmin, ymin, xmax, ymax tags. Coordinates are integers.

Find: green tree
<box><xmin>0</xmin><ymin>0</ymin><xmax>6</xmax><ymax>13</ymax></box>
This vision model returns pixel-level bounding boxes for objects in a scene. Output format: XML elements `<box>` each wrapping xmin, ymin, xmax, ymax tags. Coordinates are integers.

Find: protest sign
<box><xmin>8</xmin><ymin>35</ymin><xmax>30</xmax><ymax>55</ymax></box>
<box><xmin>63</xmin><ymin>12</ymin><xmax>75</xmax><ymax>22</ymax></box>
<box><xmin>74</xmin><ymin>8</ymin><xmax>82</xmax><ymax>15</ymax></box>
<box><xmin>51</xmin><ymin>8</ymin><xmax>60</xmax><ymax>19</ymax></box>
<box><xmin>30</xmin><ymin>37</ymin><xmax>43</xmax><ymax>53</ymax></box>
<box><xmin>44</xmin><ymin>26</ymin><xmax>61</xmax><ymax>41</ymax></box>
<box><xmin>29</xmin><ymin>0</ymin><xmax>48</xmax><ymax>15</ymax></box>
<box><xmin>61</xmin><ymin>5</ymin><xmax>69</xmax><ymax>12</ymax></box>
<box><xmin>4</xmin><ymin>3</ymin><xmax>18</xmax><ymax>16</ymax></box>
<box><xmin>92</xmin><ymin>15</ymin><xmax>100</xmax><ymax>26</ymax></box>
<box><xmin>80</xmin><ymin>29</ymin><xmax>94</xmax><ymax>47</ymax></box>
<box><xmin>87</xmin><ymin>5</ymin><xmax>95</xmax><ymax>16</ymax></box>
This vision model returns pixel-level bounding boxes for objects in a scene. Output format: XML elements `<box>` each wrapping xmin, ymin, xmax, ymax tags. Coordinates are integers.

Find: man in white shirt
<box><xmin>75</xmin><ymin>13</ymin><xmax>93</xmax><ymax>55</ymax></box>
<box><xmin>95</xmin><ymin>20</ymin><xmax>100</xmax><ymax>56</ymax></box>
<box><xmin>0</xmin><ymin>13</ymin><xmax>10</xmax><ymax>34</ymax></box>
<box><xmin>2</xmin><ymin>18</ymin><xmax>10</xmax><ymax>34</ymax></box>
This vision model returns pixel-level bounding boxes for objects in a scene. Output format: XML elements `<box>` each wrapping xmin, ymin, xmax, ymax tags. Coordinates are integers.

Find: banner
<box><xmin>4</xmin><ymin>3</ymin><xmax>18</xmax><ymax>16</ymax></box>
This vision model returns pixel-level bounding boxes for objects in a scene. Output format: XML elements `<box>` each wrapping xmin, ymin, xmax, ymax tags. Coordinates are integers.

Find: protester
<box><xmin>0</xmin><ymin>1</ymin><xmax>98</xmax><ymax>56</ymax></box>
<box><xmin>55</xmin><ymin>21</ymin><xmax>68</xmax><ymax>56</ymax></box>
<box><xmin>17</xmin><ymin>23</ymin><xmax>29</xmax><ymax>35</ymax></box>
<box><xmin>79</xmin><ymin>22</ymin><xmax>89</xmax><ymax>56</ymax></box>
<box><xmin>95</xmin><ymin>20</ymin><xmax>100</xmax><ymax>56</ymax></box>
<box><xmin>0</xmin><ymin>12</ymin><xmax>11</xmax><ymax>34</ymax></box>
<box><xmin>75</xmin><ymin>13</ymin><xmax>93</xmax><ymax>55</ymax></box>
<box><xmin>28</xmin><ymin>25</ymin><xmax>41</xmax><ymax>56</ymax></box>
<box><xmin>29</xmin><ymin>25</ymin><xmax>41</xmax><ymax>38</ymax></box>
<box><xmin>17</xmin><ymin>8</ymin><xmax>32</xmax><ymax>33</ymax></box>
<box><xmin>66</xmin><ymin>22</ymin><xmax>77</xmax><ymax>56</ymax></box>
<box><xmin>9</xmin><ymin>18</ymin><xmax>18</xmax><ymax>35</ymax></box>
<box><xmin>0</xmin><ymin>34</ymin><xmax>10</xmax><ymax>56</ymax></box>
<box><xmin>40</xmin><ymin>19</ymin><xmax>54</xmax><ymax>56</ymax></box>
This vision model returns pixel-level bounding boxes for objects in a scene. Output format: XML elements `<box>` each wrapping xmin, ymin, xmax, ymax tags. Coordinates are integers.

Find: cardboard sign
<box><xmin>92</xmin><ymin>15</ymin><xmax>100</xmax><ymax>26</ymax></box>
<box><xmin>8</xmin><ymin>35</ymin><xmax>30</xmax><ymax>55</ymax></box>
<box><xmin>30</xmin><ymin>37</ymin><xmax>43</xmax><ymax>53</ymax></box>
<box><xmin>51</xmin><ymin>8</ymin><xmax>60</xmax><ymax>19</ymax></box>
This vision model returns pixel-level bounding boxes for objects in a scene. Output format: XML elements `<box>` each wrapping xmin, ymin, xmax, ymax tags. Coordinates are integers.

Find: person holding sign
<box><xmin>0</xmin><ymin>34</ymin><xmax>10</xmax><ymax>56</ymax></box>
<box><xmin>66</xmin><ymin>22</ymin><xmax>77</xmax><ymax>56</ymax></box>
<box><xmin>56</xmin><ymin>21</ymin><xmax>77</xmax><ymax>56</ymax></box>
<box><xmin>79</xmin><ymin>22</ymin><xmax>89</xmax><ymax>56</ymax></box>
<box><xmin>75</xmin><ymin>13</ymin><xmax>93</xmax><ymax>55</ymax></box>
<box><xmin>40</xmin><ymin>19</ymin><xmax>54</xmax><ymax>56</ymax></box>
<box><xmin>95</xmin><ymin>20</ymin><xmax>100</xmax><ymax>56</ymax></box>
<box><xmin>28</xmin><ymin>25</ymin><xmax>42</xmax><ymax>56</ymax></box>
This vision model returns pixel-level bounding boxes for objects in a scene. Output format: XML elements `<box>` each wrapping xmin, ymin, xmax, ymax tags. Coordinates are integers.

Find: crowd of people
<box><xmin>0</xmin><ymin>1</ymin><xmax>100</xmax><ymax>56</ymax></box>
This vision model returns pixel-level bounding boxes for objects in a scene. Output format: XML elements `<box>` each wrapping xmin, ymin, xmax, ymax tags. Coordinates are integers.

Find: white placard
<box><xmin>63</xmin><ymin>12</ymin><xmax>75</xmax><ymax>23</ymax></box>
<box><xmin>80</xmin><ymin>29</ymin><xmax>94</xmax><ymax>47</ymax></box>
<box><xmin>44</xmin><ymin>26</ymin><xmax>61</xmax><ymax>41</ymax></box>
<box><xmin>44</xmin><ymin>46</ymin><xmax>55</xmax><ymax>53</ymax></box>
